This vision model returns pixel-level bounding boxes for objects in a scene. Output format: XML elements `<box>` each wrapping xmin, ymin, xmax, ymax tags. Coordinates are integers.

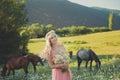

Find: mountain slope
<box><xmin>25</xmin><ymin>0</ymin><xmax>120</xmax><ymax>29</ymax></box>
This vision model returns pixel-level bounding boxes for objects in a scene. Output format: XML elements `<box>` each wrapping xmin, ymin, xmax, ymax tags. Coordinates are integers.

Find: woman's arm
<box><xmin>47</xmin><ymin>44</ymin><xmax>69</xmax><ymax>69</ymax></box>
<box><xmin>47</xmin><ymin>54</ymin><xmax>69</xmax><ymax>69</ymax></box>
<box><xmin>47</xmin><ymin>55</ymin><xmax>65</xmax><ymax>69</ymax></box>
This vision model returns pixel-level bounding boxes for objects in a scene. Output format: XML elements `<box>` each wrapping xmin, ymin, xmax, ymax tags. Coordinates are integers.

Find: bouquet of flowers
<box><xmin>52</xmin><ymin>50</ymin><xmax>70</xmax><ymax>72</ymax></box>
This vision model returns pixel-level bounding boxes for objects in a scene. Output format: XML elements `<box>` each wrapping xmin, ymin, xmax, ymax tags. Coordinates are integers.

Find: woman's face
<box><xmin>49</xmin><ymin>35</ymin><xmax>57</xmax><ymax>45</ymax></box>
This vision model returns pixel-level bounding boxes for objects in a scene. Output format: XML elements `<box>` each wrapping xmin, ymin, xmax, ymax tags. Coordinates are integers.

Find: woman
<box><xmin>41</xmin><ymin>30</ymin><xmax>72</xmax><ymax>80</ymax></box>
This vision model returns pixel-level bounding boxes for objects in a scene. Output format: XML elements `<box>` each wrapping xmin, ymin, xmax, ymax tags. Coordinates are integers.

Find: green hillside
<box><xmin>28</xmin><ymin>30</ymin><xmax>120</xmax><ymax>55</ymax></box>
<box><xmin>25</xmin><ymin>0</ymin><xmax>120</xmax><ymax>29</ymax></box>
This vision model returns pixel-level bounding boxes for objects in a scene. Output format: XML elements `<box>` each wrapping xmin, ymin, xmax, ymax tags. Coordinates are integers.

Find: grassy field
<box><xmin>27</xmin><ymin>30</ymin><xmax>120</xmax><ymax>80</ymax></box>
<box><xmin>0</xmin><ymin>30</ymin><xmax>120</xmax><ymax>80</ymax></box>
<box><xmin>28</xmin><ymin>30</ymin><xmax>120</xmax><ymax>55</ymax></box>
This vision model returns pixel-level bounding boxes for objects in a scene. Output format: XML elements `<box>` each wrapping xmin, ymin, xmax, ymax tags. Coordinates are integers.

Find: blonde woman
<box><xmin>41</xmin><ymin>30</ymin><xmax>72</xmax><ymax>80</ymax></box>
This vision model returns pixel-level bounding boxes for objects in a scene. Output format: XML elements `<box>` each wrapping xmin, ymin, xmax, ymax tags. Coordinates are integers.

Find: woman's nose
<box><xmin>54</xmin><ymin>38</ymin><xmax>57</xmax><ymax>41</ymax></box>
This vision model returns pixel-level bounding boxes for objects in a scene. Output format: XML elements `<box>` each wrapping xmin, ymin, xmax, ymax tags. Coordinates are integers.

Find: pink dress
<box><xmin>50</xmin><ymin>45</ymin><xmax>72</xmax><ymax>80</ymax></box>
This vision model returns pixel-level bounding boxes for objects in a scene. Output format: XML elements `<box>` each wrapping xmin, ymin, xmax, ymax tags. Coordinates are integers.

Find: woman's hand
<box><xmin>61</xmin><ymin>64</ymin><xmax>69</xmax><ymax>72</ymax></box>
<box><xmin>62</xmin><ymin>64</ymin><xmax>69</xmax><ymax>69</ymax></box>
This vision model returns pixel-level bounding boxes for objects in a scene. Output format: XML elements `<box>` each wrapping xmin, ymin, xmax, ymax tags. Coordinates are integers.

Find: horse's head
<box><xmin>27</xmin><ymin>54</ymin><xmax>44</xmax><ymax>66</ymax></box>
<box><xmin>35</xmin><ymin>56</ymin><xmax>44</xmax><ymax>66</ymax></box>
<box><xmin>96</xmin><ymin>61</ymin><xmax>101</xmax><ymax>70</ymax></box>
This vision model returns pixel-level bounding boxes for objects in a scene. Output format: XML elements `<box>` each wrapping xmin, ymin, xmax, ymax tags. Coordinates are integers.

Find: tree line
<box><xmin>22</xmin><ymin>23</ymin><xmax>111</xmax><ymax>38</ymax></box>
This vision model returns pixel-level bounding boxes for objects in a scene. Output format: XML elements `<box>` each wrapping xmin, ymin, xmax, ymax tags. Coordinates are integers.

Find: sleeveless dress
<box><xmin>50</xmin><ymin>45</ymin><xmax>72</xmax><ymax>80</ymax></box>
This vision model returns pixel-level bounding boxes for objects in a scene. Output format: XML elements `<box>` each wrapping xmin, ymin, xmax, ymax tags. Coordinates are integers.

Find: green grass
<box><xmin>0</xmin><ymin>56</ymin><xmax>120</xmax><ymax>80</ymax></box>
<box><xmin>28</xmin><ymin>30</ymin><xmax>120</xmax><ymax>55</ymax></box>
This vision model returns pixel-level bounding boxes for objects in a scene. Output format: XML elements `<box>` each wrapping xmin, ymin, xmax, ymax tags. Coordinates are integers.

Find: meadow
<box><xmin>28</xmin><ymin>30</ymin><xmax>120</xmax><ymax>55</ymax></box>
<box><xmin>0</xmin><ymin>30</ymin><xmax>120</xmax><ymax>80</ymax></box>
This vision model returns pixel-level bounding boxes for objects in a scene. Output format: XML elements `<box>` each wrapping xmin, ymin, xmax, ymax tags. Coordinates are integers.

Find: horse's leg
<box><xmin>12</xmin><ymin>69</ymin><xmax>15</xmax><ymax>76</ymax></box>
<box><xmin>31</xmin><ymin>62</ymin><xmax>36</xmax><ymax>73</ymax></box>
<box><xmin>22</xmin><ymin>64</ymin><xmax>28</xmax><ymax>80</ymax></box>
<box><xmin>33</xmin><ymin>64</ymin><xmax>36</xmax><ymax>73</ymax></box>
<box><xmin>24</xmin><ymin>68</ymin><xmax>28</xmax><ymax>76</ymax></box>
<box><xmin>77</xmin><ymin>58</ymin><xmax>82</xmax><ymax>70</ymax></box>
<box><xmin>23</xmin><ymin>68</ymin><xmax>28</xmax><ymax>80</ymax></box>
<box><xmin>24</xmin><ymin>66</ymin><xmax>28</xmax><ymax>77</ymax></box>
<box><xmin>1</xmin><ymin>65</ymin><xmax>7</xmax><ymax>77</ymax></box>
<box><xmin>90</xmin><ymin>60</ymin><xmax>93</xmax><ymax>71</ymax></box>
<box><xmin>12</xmin><ymin>69</ymin><xmax>15</xmax><ymax>78</ymax></box>
<box><xmin>7</xmin><ymin>69</ymin><xmax>10</xmax><ymax>76</ymax></box>
<box><xmin>85</xmin><ymin>60</ymin><xmax>89</xmax><ymax>68</ymax></box>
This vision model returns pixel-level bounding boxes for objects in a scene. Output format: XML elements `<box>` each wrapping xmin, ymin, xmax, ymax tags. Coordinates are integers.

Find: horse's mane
<box><xmin>88</xmin><ymin>49</ymin><xmax>100</xmax><ymax>62</ymax></box>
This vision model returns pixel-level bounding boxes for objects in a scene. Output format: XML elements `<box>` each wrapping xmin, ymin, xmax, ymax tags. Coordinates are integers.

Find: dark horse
<box><xmin>26</xmin><ymin>54</ymin><xmax>44</xmax><ymax>73</ymax></box>
<box><xmin>1</xmin><ymin>55</ymin><xmax>29</xmax><ymax>77</ymax></box>
<box><xmin>76</xmin><ymin>48</ymin><xmax>101</xmax><ymax>71</ymax></box>
<box><xmin>1</xmin><ymin>54</ymin><xmax>44</xmax><ymax>77</ymax></box>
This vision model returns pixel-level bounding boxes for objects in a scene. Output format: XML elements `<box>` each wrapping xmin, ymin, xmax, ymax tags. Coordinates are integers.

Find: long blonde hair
<box><xmin>40</xmin><ymin>30</ymin><xmax>57</xmax><ymax>60</ymax></box>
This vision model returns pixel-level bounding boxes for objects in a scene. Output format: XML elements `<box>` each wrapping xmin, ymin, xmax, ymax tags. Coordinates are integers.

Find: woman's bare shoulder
<box><xmin>58</xmin><ymin>44</ymin><xmax>64</xmax><ymax>47</ymax></box>
<box><xmin>57</xmin><ymin>44</ymin><xmax>65</xmax><ymax>50</ymax></box>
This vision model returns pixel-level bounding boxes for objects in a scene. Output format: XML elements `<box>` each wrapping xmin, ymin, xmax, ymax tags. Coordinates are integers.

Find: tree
<box><xmin>108</xmin><ymin>12</ymin><xmax>113</xmax><ymax>30</ymax></box>
<box><xmin>0</xmin><ymin>0</ymin><xmax>27</xmax><ymax>64</ymax></box>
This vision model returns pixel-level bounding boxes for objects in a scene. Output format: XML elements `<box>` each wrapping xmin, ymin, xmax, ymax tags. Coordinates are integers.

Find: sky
<box><xmin>68</xmin><ymin>0</ymin><xmax>120</xmax><ymax>10</ymax></box>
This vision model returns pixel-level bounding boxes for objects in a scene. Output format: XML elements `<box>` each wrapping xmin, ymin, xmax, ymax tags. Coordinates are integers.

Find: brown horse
<box><xmin>1</xmin><ymin>54</ymin><xmax>44</xmax><ymax>77</ymax></box>
<box><xmin>1</xmin><ymin>55</ymin><xmax>29</xmax><ymax>77</ymax></box>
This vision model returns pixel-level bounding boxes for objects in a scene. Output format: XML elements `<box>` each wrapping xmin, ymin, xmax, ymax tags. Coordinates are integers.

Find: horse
<box><xmin>26</xmin><ymin>54</ymin><xmax>44</xmax><ymax>73</ymax></box>
<box><xmin>1</xmin><ymin>55</ymin><xmax>29</xmax><ymax>77</ymax></box>
<box><xmin>76</xmin><ymin>48</ymin><xmax>101</xmax><ymax>71</ymax></box>
<box><xmin>1</xmin><ymin>54</ymin><xmax>44</xmax><ymax>77</ymax></box>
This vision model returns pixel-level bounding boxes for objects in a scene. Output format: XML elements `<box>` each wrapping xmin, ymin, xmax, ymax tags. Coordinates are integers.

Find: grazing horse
<box><xmin>1</xmin><ymin>54</ymin><xmax>44</xmax><ymax>77</ymax></box>
<box><xmin>1</xmin><ymin>55</ymin><xmax>29</xmax><ymax>77</ymax></box>
<box><xmin>76</xmin><ymin>48</ymin><xmax>101</xmax><ymax>71</ymax></box>
<box><xmin>26</xmin><ymin>54</ymin><xmax>44</xmax><ymax>73</ymax></box>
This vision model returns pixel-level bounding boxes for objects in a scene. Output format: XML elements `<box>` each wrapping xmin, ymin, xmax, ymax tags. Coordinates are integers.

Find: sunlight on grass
<box><xmin>28</xmin><ymin>30</ymin><xmax>120</xmax><ymax>55</ymax></box>
<box><xmin>27</xmin><ymin>38</ymin><xmax>45</xmax><ymax>54</ymax></box>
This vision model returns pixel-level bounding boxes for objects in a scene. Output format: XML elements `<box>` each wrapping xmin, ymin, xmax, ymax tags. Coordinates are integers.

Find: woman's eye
<box><xmin>51</xmin><ymin>36</ymin><xmax>56</xmax><ymax>39</ymax></box>
<box><xmin>51</xmin><ymin>37</ymin><xmax>53</xmax><ymax>39</ymax></box>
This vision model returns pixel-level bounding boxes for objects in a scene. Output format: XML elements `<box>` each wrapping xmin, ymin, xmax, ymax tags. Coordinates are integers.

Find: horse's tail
<box><xmin>76</xmin><ymin>50</ymin><xmax>80</xmax><ymax>59</ymax></box>
<box><xmin>1</xmin><ymin>63</ymin><xmax>7</xmax><ymax>77</ymax></box>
